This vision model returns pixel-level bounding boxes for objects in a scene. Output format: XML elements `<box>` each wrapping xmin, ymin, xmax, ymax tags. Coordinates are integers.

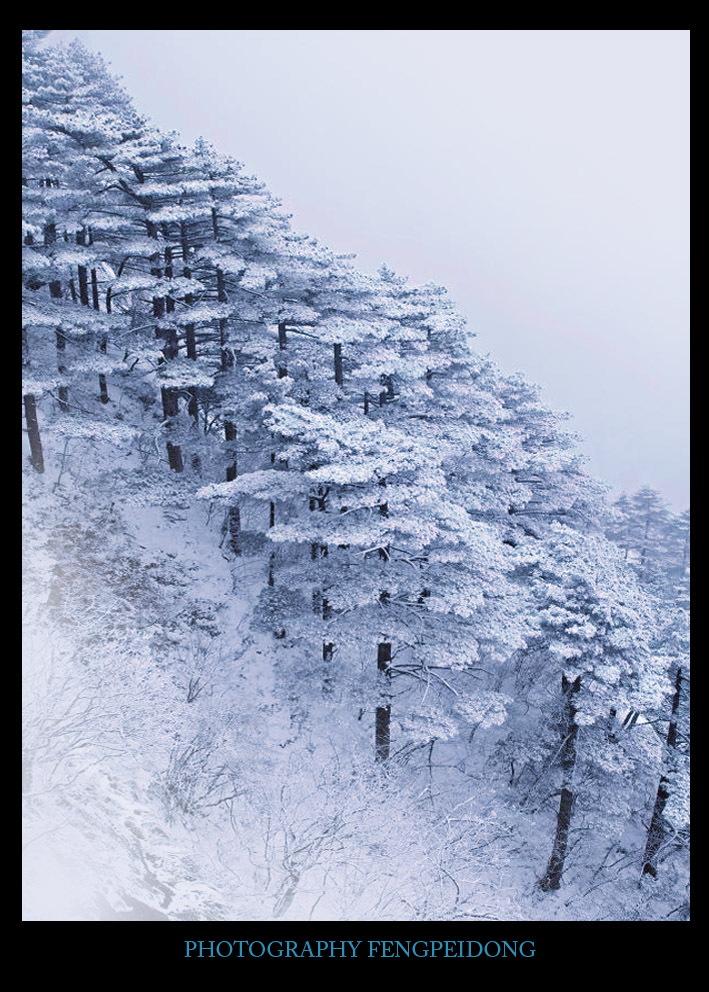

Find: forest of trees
<box><xmin>22</xmin><ymin>30</ymin><xmax>689</xmax><ymax>922</ymax></box>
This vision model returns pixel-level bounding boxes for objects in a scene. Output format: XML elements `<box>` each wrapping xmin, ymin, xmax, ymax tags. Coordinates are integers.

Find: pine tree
<box><xmin>606</xmin><ymin>492</ymin><xmax>690</xmax><ymax>882</ymax></box>
<box><xmin>22</xmin><ymin>34</ymin><xmax>140</xmax><ymax>466</ymax></box>
<box><xmin>507</xmin><ymin>526</ymin><xmax>668</xmax><ymax>891</ymax></box>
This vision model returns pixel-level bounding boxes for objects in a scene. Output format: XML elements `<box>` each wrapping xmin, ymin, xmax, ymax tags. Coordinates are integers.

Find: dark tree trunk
<box><xmin>225</xmin><ymin>421</ymin><xmax>237</xmax><ymax>479</ymax></box>
<box><xmin>268</xmin><ymin>479</ymin><xmax>276</xmax><ymax>587</ymax></box>
<box><xmin>378</xmin><ymin>477</ymin><xmax>389</xmax><ymax>558</ymax></box>
<box><xmin>219</xmin><ymin>321</ymin><xmax>230</xmax><ymax>370</ymax></box>
<box><xmin>333</xmin><ymin>342</ymin><xmax>343</xmax><ymax>385</ymax></box>
<box><xmin>159</xmin><ymin>331</ymin><xmax>183</xmax><ymax>472</ymax></box>
<box><xmin>642</xmin><ymin>665</ymin><xmax>683</xmax><ymax>877</ymax></box>
<box><xmin>322</xmin><ymin>594</ymin><xmax>333</xmax><ymax>686</ymax></box>
<box><xmin>98</xmin><ymin>348</ymin><xmax>109</xmax><ymax>405</ymax></box>
<box><xmin>24</xmin><ymin>393</ymin><xmax>44</xmax><ymax>474</ymax></box>
<box><xmin>48</xmin><ymin>279</ymin><xmax>69</xmax><ymax>412</ymax></box>
<box><xmin>164</xmin><ymin>442</ymin><xmax>184</xmax><ymax>473</ymax></box>
<box><xmin>375</xmin><ymin>641</ymin><xmax>392</xmax><ymax>762</ymax></box>
<box><xmin>379</xmin><ymin>478</ymin><xmax>389</xmax><ymax>518</ymax></box>
<box><xmin>55</xmin><ymin>328</ymin><xmax>69</xmax><ymax>412</ymax></box>
<box><xmin>181</xmin><ymin>221</ymin><xmax>197</xmax><ymax>361</ymax></box>
<box><xmin>224</xmin><ymin>420</ymin><xmax>241</xmax><ymax>555</ymax></box>
<box><xmin>180</xmin><ymin>221</ymin><xmax>192</xmax><ymax>278</ymax></box>
<box><xmin>375</xmin><ymin>465</ymin><xmax>392</xmax><ymax>756</ymax></box>
<box><xmin>540</xmin><ymin>674</ymin><xmax>581</xmax><ymax>891</ymax></box>
<box><xmin>90</xmin><ymin>268</ymin><xmax>100</xmax><ymax>309</ymax></box>
<box><xmin>216</xmin><ymin>268</ymin><xmax>232</xmax><ymax>372</ymax></box>
<box><xmin>267</xmin><ymin>496</ymin><xmax>285</xmax><ymax>636</ymax></box>
<box><xmin>90</xmin><ymin>267</ymin><xmax>110</xmax><ymax>404</ymax></box>
<box><xmin>310</xmin><ymin>483</ymin><xmax>333</xmax><ymax>691</ymax></box>
<box><xmin>22</xmin><ymin>327</ymin><xmax>45</xmax><ymax>474</ymax></box>
<box><xmin>607</xmin><ymin>707</ymin><xmax>619</xmax><ymax>743</ymax></box>
<box><xmin>378</xmin><ymin>373</ymin><xmax>396</xmax><ymax>407</ymax></box>
<box><xmin>185</xmin><ymin>325</ymin><xmax>197</xmax><ymax>361</ymax></box>
<box><xmin>227</xmin><ymin>505</ymin><xmax>241</xmax><ymax>555</ymax></box>
<box><xmin>164</xmin><ymin>246</ymin><xmax>175</xmax><ymax>317</ymax></box>
<box><xmin>211</xmin><ymin>213</ymin><xmax>232</xmax><ymax>371</ymax></box>
<box><xmin>161</xmin><ymin>325</ymin><xmax>178</xmax><ymax>358</ymax></box>
<box><xmin>278</xmin><ymin>322</ymin><xmax>288</xmax><ymax>378</ymax></box>
<box><xmin>266</xmin><ymin>448</ymin><xmax>287</xmax><ymax>636</ymax></box>
<box><xmin>161</xmin><ymin>383</ymin><xmax>184</xmax><ymax>473</ymax></box>
<box><xmin>187</xmin><ymin>381</ymin><xmax>199</xmax><ymax>427</ymax></box>
<box><xmin>76</xmin><ymin>228</ymin><xmax>89</xmax><ymax>305</ymax></box>
<box><xmin>322</xmin><ymin>639</ymin><xmax>334</xmax><ymax>694</ymax></box>
<box><xmin>77</xmin><ymin>265</ymin><xmax>89</xmax><ymax>305</ymax></box>
<box><xmin>178</xmin><ymin>226</ymin><xmax>199</xmax><ymax>434</ymax></box>
<box><xmin>153</xmin><ymin>251</ymin><xmax>183</xmax><ymax>470</ymax></box>
<box><xmin>22</xmin><ymin>322</ymin><xmax>45</xmax><ymax>473</ymax></box>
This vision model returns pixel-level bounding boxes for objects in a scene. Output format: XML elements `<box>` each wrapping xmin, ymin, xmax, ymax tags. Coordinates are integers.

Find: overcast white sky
<box><xmin>49</xmin><ymin>29</ymin><xmax>690</xmax><ymax>508</ymax></box>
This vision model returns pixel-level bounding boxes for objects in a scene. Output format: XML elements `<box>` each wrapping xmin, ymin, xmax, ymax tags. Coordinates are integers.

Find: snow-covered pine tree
<box><xmin>22</xmin><ymin>33</ymin><xmax>140</xmax><ymax>470</ymax></box>
<box><xmin>232</xmin><ymin>264</ymin><xmax>532</xmax><ymax>762</ymax></box>
<box><xmin>182</xmin><ymin>138</ymin><xmax>304</xmax><ymax>554</ymax></box>
<box><xmin>507</xmin><ymin>526</ymin><xmax>669</xmax><ymax>891</ymax></box>
<box><xmin>605</xmin><ymin>492</ymin><xmax>690</xmax><ymax>886</ymax></box>
<box><xmin>607</xmin><ymin>487</ymin><xmax>674</xmax><ymax>586</ymax></box>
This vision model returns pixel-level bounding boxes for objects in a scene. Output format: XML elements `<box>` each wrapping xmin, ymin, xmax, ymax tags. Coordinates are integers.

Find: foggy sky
<box><xmin>48</xmin><ymin>29</ymin><xmax>690</xmax><ymax>508</ymax></box>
